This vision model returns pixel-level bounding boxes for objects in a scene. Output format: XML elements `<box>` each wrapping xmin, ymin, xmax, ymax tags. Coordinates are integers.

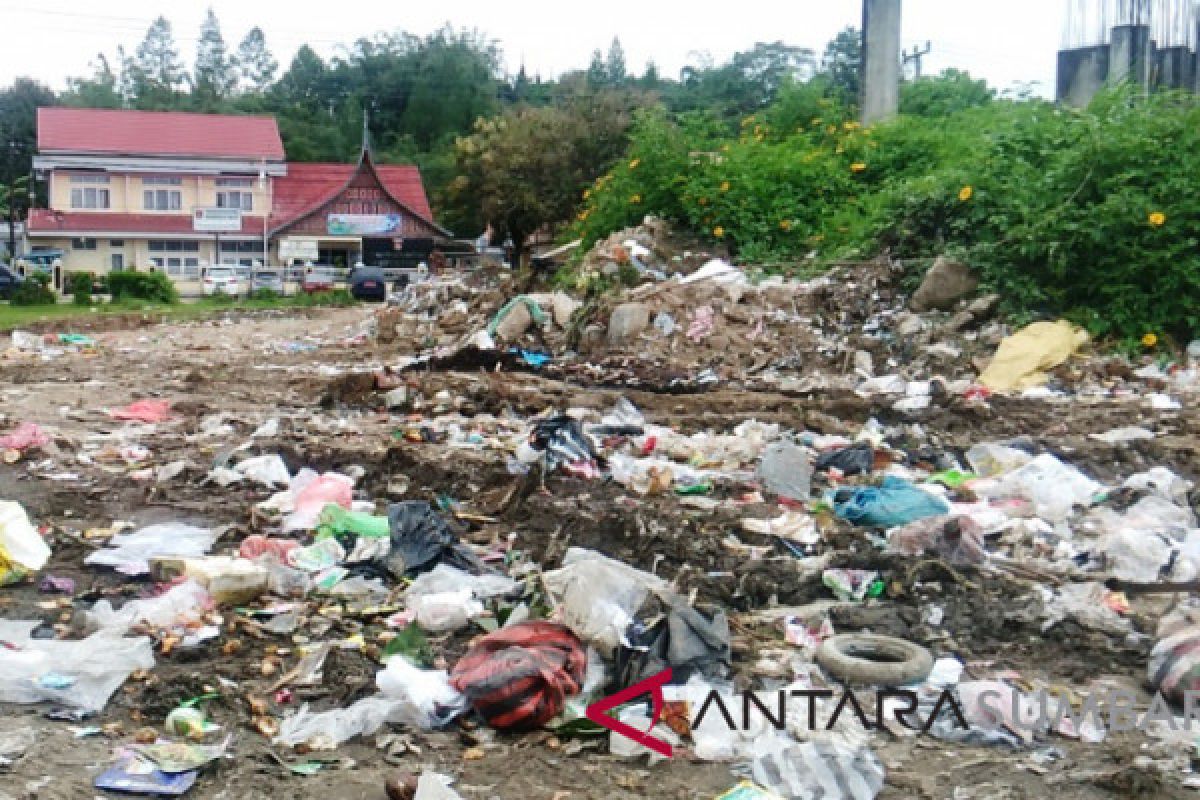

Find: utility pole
<box><xmin>903</xmin><ymin>41</ymin><xmax>932</xmax><ymax>78</ymax></box>
<box><xmin>861</xmin><ymin>0</ymin><xmax>903</xmax><ymax>124</ymax></box>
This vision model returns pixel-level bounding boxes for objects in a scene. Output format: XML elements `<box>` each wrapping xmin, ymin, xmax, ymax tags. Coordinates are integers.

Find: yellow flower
<box><xmin>576</xmin><ymin>209</ymin><xmax>590</xmax><ymax>221</ymax></box>
<box><xmin>698</xmin><ymin>197</ymin><xmax>708</xmax><ymax>206</ymax></box>
<box><xmin>811</xmin><ymin>118</ymin><xmax>822</xmax><ymax>127</ymax></box>
<box><xmin>713</xmin><ymin>226</ymin><xmax>725</xmax><ymax>238</ymax></box>
<box><xmin>779</xmin><ymin>219</ymin><xmax>792</xmax><ymax>231</ymax></box>
<box><xmin>582</xmin><ymin>188</ymin><xmax>591</xmax><ymax>199</ymax></box>
<box><xmin>835</xmin><ymin>145</ymin><xmax>844</xmax><ymax>154</ymax></box>
<box><xmin>1149</xmin><ymin>211</ymin><xmax>1166</xmax><ymax>227</ymax></box>
<box><xmin>959</xmin><ymin>186</ymin><xmax>973</xmax><ymax>202</ymax></box>
<box><xmin>755</xmin><ymin>133</ymin><xmax>765</xmax><ymax>142</ymax></box>
<box><xmin>720</xmin><ymin>181</ymin><xmax>731</xmax><ymax>192</ymax></box>
<box><xmin>628</xmin><ymin>158</ymin><xmax>640</xmax><ymax>169</ymax></box>
<box><xmin>826</xmin><ymin>125</ymin><xmax>837</xmax><ymax>135</ymax></box>
<box><xmin>1142</xmin><ymin>332</ymin><xmax>1158</xmax><ymax>348</ymax></box>
<box><xmin>741</xmin><ymin>116</ymin><xmax>755</xmax><ymax>128</ymax></box>
<box><xmin>629</xmin><ymin>194</ymin><xmax>642</xmax><ymax>204</ymax></box>
<box><xmin>850</xmin><ymin>162</ymin><xmax>867</xmax><ymax>173</ymax></box>
<box><xmin>843</xmin><ymin>121</ymin><xmax>860</xmax><ymax>131</ymax></box>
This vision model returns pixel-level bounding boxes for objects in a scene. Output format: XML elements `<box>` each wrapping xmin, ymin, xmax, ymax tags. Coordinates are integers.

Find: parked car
<box><xmin>202</xmin><ymin>266</ymin><xmax>242</xmax><ymax>296</ymax></box>
<box><xmin>349</xmin><ymin>266</ymin><xmax>387</xmax><ymax>302</ymax></box>
<box><xmin>251</xmin><ymin>270</ymin><xmax>284</xmax><ymax>294</ymax></box>
<box><xmin>301</xmin><ymin>267</ymin><xmax>338</xmax><ymax>294</ymax></box>
<box><xmin>0</xmin><ymin>265</ymin><xmax>23</xmax><ymax>300</ymax></box>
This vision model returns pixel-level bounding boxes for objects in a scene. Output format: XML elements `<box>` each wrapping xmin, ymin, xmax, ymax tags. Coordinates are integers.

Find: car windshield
<box><xmin>256</xmin><ymin>271</ymin><xmax>279</xmax><ymax>279</ymax></box>
<box><xmin>208</xmin><ymin>269</ymin><xmax>235</xmax><ymax>278</ymax></box>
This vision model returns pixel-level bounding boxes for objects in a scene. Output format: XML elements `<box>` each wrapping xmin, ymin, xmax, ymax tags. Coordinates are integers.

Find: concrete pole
<box><xmin>861</xmin><ymin>0</ymin><xmax>903</xmax><ymax>125</ymax></box>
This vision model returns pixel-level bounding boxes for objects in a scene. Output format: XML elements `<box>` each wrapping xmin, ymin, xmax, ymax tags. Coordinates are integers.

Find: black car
<box><xmin>0</xmin><ymin>265</ymin><xmax>22</xmax><ymax>300</ymax></box>
<box><xmin>349</xmin><ymin>266</ymin><xmax>387</xmax><ymax>302</ymax></box>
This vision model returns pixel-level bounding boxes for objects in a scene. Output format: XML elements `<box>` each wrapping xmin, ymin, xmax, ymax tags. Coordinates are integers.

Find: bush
<box><xmin>249</xmin><ymin>288</ymin><xmax>280</xmax><ymax>301</ymax></box>
<box><xmin>294</xmin><ymin>289</ymin><xmax>356</xmax><ymax>307</ymax></box>
<box><xmin>10</xmin><ymin>272</ymin><xmax>56</xmax><ymax>306</ymax></box>
<box><xmin>107</xmin><ymin>270</ymin><xmax>178</xmax><ymax>304</ymax></box>
<box><xmin>69</xmin><ymin>272</ymin><xmax>93</xmax><ymax>305</ymax></box>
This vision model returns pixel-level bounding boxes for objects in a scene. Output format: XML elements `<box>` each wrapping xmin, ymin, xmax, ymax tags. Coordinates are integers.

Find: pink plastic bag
<box><xmin>111</xmin><ymin>399</ymin><xmax>173</xmax><ymax>423</ymax></box>
<box><xmin>0</xmin><ymin>422</ymin><xmax>50</xmax><ymax>451</ymax></box>
<box><xmin>239</xmin><ymin>535</ymin><xmax>301</xmax><ymax>562</ymax></box>
<box><xmin>284</xmin><ymin>472</ymin><xmax>354</xmax><ymax>532</ymax></box>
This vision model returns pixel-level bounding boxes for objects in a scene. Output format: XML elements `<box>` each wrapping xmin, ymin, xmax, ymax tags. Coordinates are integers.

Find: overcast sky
<box><xmin>0</xmin><ymin>0</ymin><xmax>1064</xmax><ymax>97</ymax></box>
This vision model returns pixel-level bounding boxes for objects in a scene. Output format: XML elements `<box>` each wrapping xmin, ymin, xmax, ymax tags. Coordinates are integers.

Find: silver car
<box><xmin>251</xmin><ymin>270</ymin><xmax>284</xmax><ymax>293</ymax></box>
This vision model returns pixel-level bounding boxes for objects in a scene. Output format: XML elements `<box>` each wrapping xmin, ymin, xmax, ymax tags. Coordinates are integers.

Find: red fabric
<box><xmin>38</xmin><ymin>108</ymin><xmax>284</xmax><ymax>160</ymax></box>
<box><xmin>450</xmin><ymin>621</ymin><xmax>586</xmax><ymax>730</ymax></box>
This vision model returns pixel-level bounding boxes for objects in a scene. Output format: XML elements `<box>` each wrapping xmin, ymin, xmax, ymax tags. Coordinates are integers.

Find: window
<box><xmin>70</xmin><ymin>187</ymin><xmax>110</xmax><ymax>209</ymax></box>
<box><xmin>216</xmin><ymin>191</ymin><xmax>253</xmax><ymax>211</ymax></box>
<box><xmin>144</xmin><ymin>189</ymin><xmax>182</xmax><ymax>211</ymax></box>
<box><xmin>109</xmin><ymin>239</ymin><xmax>124</xmax><ymax>247</ymax></box>
<box><xmin>71</xmin><ymin>238</ymin><xmax>97</xmax><ymax>250</ymax></box>
<box><xmin>215</xmin><ymin>177</ymin><xmax>253</xmax><ymax>187</ymax></box>
<box><xmin>219</xmin><ymin>241</ymin><xmax>264</xmax><ymax>254</ymax></box>
<box><xmin>142</xmin><ymin>177</ymin><xmax>182</xmax><ymax>186</ymax></box>
<box><xmin>110</xmin><ymin>253</ymin><xmax>124</xmax><ymax>271</ymax></box>
<box><xmin>70</xmin><ymin>174</ymin><xmax>109</xmax><ymax>184</ymax></box>
<box><xmin>148</xmin><ymin>240</ymin><xmax>200</xmax><ymax>253</ymax></box>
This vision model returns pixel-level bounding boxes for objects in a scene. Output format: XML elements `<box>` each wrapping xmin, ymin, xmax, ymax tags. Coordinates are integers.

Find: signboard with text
<box><xmin>193</xmin><ymin>208</ymin><xmax>243</xmax><ymax>232</ymax></box>
<box><xmin>279</xmin><ymin>237</ymin><xmax>319</xmax><ymax>261</ymax></box>
<box><xmin>326</xmin><ymin>213</ymin><xmax>402</xmax><ymax>236</ymax></box>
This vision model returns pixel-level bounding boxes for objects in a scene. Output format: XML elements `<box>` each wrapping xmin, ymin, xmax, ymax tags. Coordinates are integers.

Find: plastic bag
<box><xmin>833</xmin><ymin>477</ymin><xmax>949</xmax><ymax>529</ymax></box>
<box><xmin>530</xmin><ymin>415</ymin><xmax>600</xmax><ymax>477</ymax></box>
<box><xmin>982</xmin><ymin>454</ymin><xmax>1102</xmax><ymax>523</ymax></box>
<box><xmin>815</xmin><ymin>443</ymin><xmax>874</xmax><ymax>476</ymax></box>
<box><xmin>408</xmin><ymin>589</ymin><xmax>482</xmax><ymax>632</ymax></box>
<box><xmin>751</xmin><ymin>742</ymin><xmax>885</xmax><ymax>800</ymax></box>
<box><xmin>450</xmin><ymin>621</ymin><xmax>585</xmax><ymax>730</ymax></box>
<box><xmin>0</xmin><ymin>501</ymin><xmax>51</xmax><ymax>585</ymax></box>
<box><xmin>84</xmin><ymin>523</ymin><xmax>217</xmax><ymax>575</ymax></box>
<box><xmin>261</xmin><ymin>469</ymin><xmax>355</xmax><ymax>532</ymax></box>
<box><xmin>234</xmin><ymin>454</ymin><xmax>291</xmax><ymax>488</ymax></box>
<box><xmin>0</xmin><ymin>625</ymin><xmax>155</xmax><ymax>712</ymax></box>
<box><xmin>977</xmin><ymin>320</ymin><xmax>1087</xmax><ymax>392</ymax></box>
<box><xmin>965</xmin><ymin>443</ymin><xmax>1032</xmax><ymax>477</ymax></box>
<box><xmin>758</xmin><ymin>440</ymin><xmax>812</xmax><ymax>501</ymax></box>
<box><xmin>886</xmin><ymin>515</ymin><xmax>986</xmax><ymax>565</ymax></box>
<box><xmin>1124</xmin><ymin>467</ymin><xmax>1193</xmax><ymax>505</ymax></box>
<box><xmin>110</xmin><ymin>398</ymin><xmax>173</xmax><ymax>423</ymax></box>
<box><xmin>87</xmin><ymin>579</ymin><xmax>213</xmax><ymax>635</ymax></box>
<box><xmin>0</xmin><ymin>422</ymin><xmax>51</xmax><ymax>451</ymax></box>
<box><xmin>406</xmin><ymin>564</ymin><xmax>518</xmax><ymax>601</ymax></box>
<box><xmin>381</xmin><ymin>502</ymin><xmax>478</xmax><ymax>578</ymax></box>
<box><xmin>542</xmin><ymin>547</ymin><xmax>668</xmax><ymax>656</ymax></box>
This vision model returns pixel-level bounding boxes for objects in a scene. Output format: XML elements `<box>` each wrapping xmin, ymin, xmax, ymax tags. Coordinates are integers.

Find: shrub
<box><xmin>10</xmin><ymin>272</ymin><xmax>56</xmax><ymax>306</ymax></box>
<box><xmin>296</xmin><ymin>289</ymin><xmax>356</xmax><ymax>307</ymax></box>
<box><xmin>69</xmin><ymin>272</ymin><xmax>93</xmax><ymax>305</ymax></box>
<box><xmin>107</xmin><ymin>270</ymin><xmax>178</xmax><ymax>304</ymax></box>
<box><xmin>249</xmin><ymin>288</ymin><xmax>280</xmax><ymax>301</ymax></box>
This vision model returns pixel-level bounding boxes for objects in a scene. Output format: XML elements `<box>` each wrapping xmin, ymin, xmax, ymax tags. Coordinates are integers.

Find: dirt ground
<box><xmin>1</xmin><ymin>306</ymin><xmax>1198</xmax><ymax>800</ymax></box>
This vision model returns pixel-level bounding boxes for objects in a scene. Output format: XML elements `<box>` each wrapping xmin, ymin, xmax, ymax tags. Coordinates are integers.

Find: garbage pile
<box><xmin>2</xmin><ymin>254</ymin><xmax>1200</xmax><ymax>798</ymax></box>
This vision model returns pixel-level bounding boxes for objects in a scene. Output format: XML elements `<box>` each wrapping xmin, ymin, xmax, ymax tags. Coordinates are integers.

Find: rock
<box><xmin>966</xmin><ymin>293</ymin><xmax>1000</xmax><ymax>318</ymax></box>
<box><xmin>910</xmin><ymin>257</ymin><xmax>979</xmax><ymax>312</ymax></box>
<box><xmin>493</xmin><ymin>301</ymin><xmax>533</xmax><ymax>341</ymax></box>
<box><xmin>894</xmin><ymin>312</ymin><xmax>925</xmax><ymax>337</ymax></box>
<box><xmin>607</xmin><ymin>303</ymin><xmax>651</xmax><ymax>345</ymax></box>
<box><xmin>942</xmin><ymin>310</ymin><xmax>975</xmax><ymax>333</ymax></box>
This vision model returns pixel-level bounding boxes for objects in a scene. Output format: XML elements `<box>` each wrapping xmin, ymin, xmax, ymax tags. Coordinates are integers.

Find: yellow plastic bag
<box><xmin>0</xmin><ymin>501</ymin><xmax>50</xmax><ymax>585</ymax></box>
<box><xmin>978</xmin><ymin>320</ymin><xmax>1088</xmax><ymax>392</ymax></box>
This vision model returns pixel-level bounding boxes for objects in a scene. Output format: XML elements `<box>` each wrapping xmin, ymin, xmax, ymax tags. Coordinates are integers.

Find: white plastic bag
<box><xmin>87</xmin><ymin>579</ymin><xmax>213</xmax><ymax>635</ymax></box>
<box><xmin>234</xmin><ymin>454</ymin><xmax>292</xmax><ymax>488</ymax></box>
<box><xmin>965</xmin><ymin>443</ymin><xmax>1032</xmax><ymax>477</ymax></box>
<box><xmin>404</xmin><ymin>564</ymin><xmax>517</xmax><ymax>601</ymax></box>
<box><xmin>0</xmin><ymin>626</ymin><xmax>154</xmax><ymax>712</ymax></box>
<box><xmin>0</xmin><ymin>501</ymin><xmax>50</xmax><ymax>582</ymax></box>
<box><xmin>85</xmin><ymin>523</ymin><xmax>218</xmax><ymax>575</ymax></box>
<box><xmin>408</xmin><ymin>589</ymin><xmax>482</xmax><ymax>632</ymax></box>
<box><xmin>982</xmin><ymin>454</ymin><xmax>1102</xmax><ymax>522</ymax></box>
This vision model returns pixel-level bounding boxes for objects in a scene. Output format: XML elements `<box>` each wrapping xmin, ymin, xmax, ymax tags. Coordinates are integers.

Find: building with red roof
<box><xmin>26</xmin><ymin>107</ymin><xmax>447</xmax><ymax>288</ymax></box>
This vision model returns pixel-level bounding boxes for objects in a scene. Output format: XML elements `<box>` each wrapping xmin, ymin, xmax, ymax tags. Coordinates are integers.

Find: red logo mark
<box><xmin>585</xmin><ymin>667</ymin><xmax>674</xmax><ymax>757</ymax></box>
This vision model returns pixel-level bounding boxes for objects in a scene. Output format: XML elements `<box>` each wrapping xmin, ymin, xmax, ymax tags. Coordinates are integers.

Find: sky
<box><xmin>0</xmin><ymin>0</ymin><xmax>1065</xmax><ymax>97</ymax></box>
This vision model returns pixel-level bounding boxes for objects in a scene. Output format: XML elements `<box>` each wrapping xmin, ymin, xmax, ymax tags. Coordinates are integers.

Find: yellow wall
<box><xmin>50</xmin><ymin>172</ymin><xmax>270</xmax><ymax>215</ymax></box>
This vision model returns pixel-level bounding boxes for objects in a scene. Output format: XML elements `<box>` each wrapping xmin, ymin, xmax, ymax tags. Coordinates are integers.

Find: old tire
<box><xmin>816</xmin><ymin>633</ymin><xmax>933</xmax><ymax>686</ymax></box>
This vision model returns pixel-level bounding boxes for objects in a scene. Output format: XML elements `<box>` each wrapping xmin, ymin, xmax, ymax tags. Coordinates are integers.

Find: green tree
<box><xmin>900</xmin><ymin>69</ymin><xmax>994</xmax><ymax>117</ymax></box>
<box><xmin>131</xmin><ymin>16</ymin><xmax>187</xmax><ymax>108</ymax></box>
<box><xmin>821</xmin><ymin>27</ymin><xmax>862</xmax><ymax>107</ymax></box>
<box><xmin>63</xmin><ymin>55</ymin><xmax>124</xmax><ymax>108</ymax></box>
<box><xmin>671</xmin><ymin>42</ymin><xmax>815</xmax><ymax>121</ymax></box>
<box><xmin>193</xmin><ymin>9</ymin><xmax>236</xmax><ymax>107</ymax></box>
<box><xmin>586</xmin><ymin>49</ymin><xmax>608</xmax><ymax>87</ymax></box>
<box><xmin>235</xmin><ymin>27</ymin><xmax>278</xmax><ymax>93</ymax></box>
<box><xmin>0</xmin><ymin>78</ymin><xmax>55</xmax><ymax>188</ymax></box>
<box><xmin>606</xmin><ymin>37</ymin><xmax>627</xmax><ymax>85</ymax></box>
<box><xmin>0</xmin><ymin>176</ymin><xmax>31</xmax><ymax>263</ymax></box>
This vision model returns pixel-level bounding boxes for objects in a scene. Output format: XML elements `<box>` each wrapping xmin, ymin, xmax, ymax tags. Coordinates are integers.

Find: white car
<box><xmin>202</xmin><ymin>267</ymin><xmax>242</xmax><ymax>296</ymax></box>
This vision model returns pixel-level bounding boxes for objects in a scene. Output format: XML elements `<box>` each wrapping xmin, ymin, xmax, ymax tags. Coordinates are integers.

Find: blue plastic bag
<box><xmin>833</xmin><ymin>476</ymin><xmax>949</xmax><ymax>528</ymax></box>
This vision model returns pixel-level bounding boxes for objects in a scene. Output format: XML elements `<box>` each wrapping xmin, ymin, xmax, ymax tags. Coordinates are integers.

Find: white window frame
<box><xmin>70</xmin><ymin>174</ymin><xmax>109</xmax><ymax>184</ymax></box>
<box><xmin>215</xmin><ymin>177</ymin><xmax>253</xmax><ymax>188</ymax></box>
<box><xmin>71</xmin><ymin>187</ymin><xmax>110</xmax><ymax>209</ymax></box>
<box><xmin>216</xmin><ymin>191</ymin><xmax>253</xmax><ymax>211</ymax></box>
<box><xmin>142</xmin><ymin>176</ymin><xmax>183</xmax><ymax>186</ymax></box>
<box><xmin>144</xmin><ymin>189</ymin><xmax>182</xmax><ymax>211</ymax></box>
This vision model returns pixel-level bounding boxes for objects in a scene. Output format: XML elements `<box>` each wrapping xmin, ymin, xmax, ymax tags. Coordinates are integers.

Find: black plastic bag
<box><xmin>378</xmin><ymin>501</ymin><xmax>483</xmax><ymax>578</ymax></box>
<box><xmin>815</xmin><ymin>442</ymin><xmax>874</xmax><ymax>476</ymax></box>
<box><xmin>616</xmin><ymin>600</ymin><xmax>731</xmax><ymax>686</ymax></box>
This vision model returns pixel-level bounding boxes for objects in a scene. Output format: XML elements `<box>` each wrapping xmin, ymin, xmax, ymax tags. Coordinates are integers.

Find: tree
<box><xmin>453</xmin><ymin>109</ymin><xmax>579</xmax><ymax>264</ymax></box>
<box><xmin>0</xmin><ymin>78</ymin><xmax>56</xmax><ymax>188</ymax></box>
<box><xmin>0</xmin><ymin>176</ymin><xmax>31</xmax><ymax>263</ymax></box>
<box><xmin>235</xmin><ymin>27</ymin><xmax>278</xmax><ymax>93</ymax></box>
<box><xmin>131</xmin><ymin>16</ymin><xmax>187</xmax><ymax>108</ymax></box>
<box><xmin>821</xmin><ymin>27</ymin><xmax>862</xmax><ymax>107</ymax></box>
<box><xmin>586</xmin><ymin>49</ymin><xmax>608</xmax><ymax>87</ymax></box>
<box><xmin>900</xmin><ymin>69</ymin><xmax>994</xmax><ymax>117</ymax></box>
<box><xmin>670</xmin><ymin>42</ymin><xmax>815</xmax><ymax>120</ymax></box>
<box><xmin>606</xmin><ymin>37</ymin><xmax>627</xmax><ymax>85</ymax></box>
<box><xmin>63</xmin><ymin>55</ymin><xmax>124</xmax><ymax>109</ymax></box>
<box><xmin>193</xmin><ymin>9</ymin><xmax>236</xmax><ymax>107</ymax></box>
<box><xmin>639</xmin><ymin>61</ymin><xmax>661</xmax><ymax>90</ymax></box>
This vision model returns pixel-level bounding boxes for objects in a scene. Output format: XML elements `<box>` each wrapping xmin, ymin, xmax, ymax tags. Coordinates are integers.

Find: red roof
<box><xmin>270</xmin><ymin>162</ymin><xmax>435</xmax><ymax>230</ymax></box>
<box><xmin>27</xmin><ymin>209</ymin><xmax>267</xmax><ymax>237</ymax></box>
<box><xmin>38</xmin><ymin>107</ymin><xmax>284</xmax><ymax>161</ymax></box>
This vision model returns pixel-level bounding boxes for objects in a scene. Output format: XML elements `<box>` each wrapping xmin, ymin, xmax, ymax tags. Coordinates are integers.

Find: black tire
<box><xmin>816</xmin><ymin>633</ymin><xmax>933</xmax><ymax>686</ymax></box>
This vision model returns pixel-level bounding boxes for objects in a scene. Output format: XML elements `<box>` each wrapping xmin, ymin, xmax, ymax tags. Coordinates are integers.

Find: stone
<box><xmin>966</xmin><ymin>293</ymin><xmax>1000</xmax><ymax>318</ymax></box>
<box><xmin>607</xmin><ymin>302</ymin><xmax>651</xmax><ymax>345</ymax></box>
<box><xmin>942</xmin><ymin>310</ymin><xmax>975</xmax><ymax>333</ymax></box>
<box><xmin>894</xmin><ymin>311</ymin><xmax>925</xmax><ymax>337</ymax></box>
<box><xmin>493</xmin><ymin>301</ymin><xmax>533</xmax><ymax>341</ymax></box>
<box><xmin>910</xmin><ymin>257</ymin><xmax>979</xmax><ymax>312</ymax></box>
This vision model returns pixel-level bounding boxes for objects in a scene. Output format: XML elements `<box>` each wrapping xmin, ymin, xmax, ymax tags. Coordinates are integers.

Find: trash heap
<box><xmin>1</xmin><ymin>254</ymin><xmax>1200</xmax><ymax>799</ymax></box>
